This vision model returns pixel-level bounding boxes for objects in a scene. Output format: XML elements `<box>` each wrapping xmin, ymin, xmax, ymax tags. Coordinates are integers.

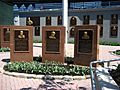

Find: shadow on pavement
<box><xmin>2</xmin><ymin>59</ymin><xmax>10</xmax><ymax>63</ymax></box>
<box><xmin>20</xmin><ymin>87</ymin><xmax>36</xmax><ymax>90</ymax></box>
<box><xmin>79</xmin><ymin>87</ymin><xmax>87</xmax><ymax>90</ymax></box>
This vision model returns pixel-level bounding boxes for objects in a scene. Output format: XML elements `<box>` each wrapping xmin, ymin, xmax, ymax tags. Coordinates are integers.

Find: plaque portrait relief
<box><xmin>14</xmin><ymin>30</ymin><xmax>29</xmax><ymax>51</ymax></box>
<box><xmin>82</xmin><ymin>31</ymin><xmax>90</xmax><ymax>39</ymax></box>
<box><xmin>46</xmin><ymin>31</ymin><xmax>60</xmax><ymax>52</ymax></box>
<box><xmin>78</xmin><ymin>30</ymin><xmax>93</xmax><ymax>53</ymax></box>
<box><xmin>3</xmin><ymin>28</ymin><xmax>10</xmax><ymax>41</ymax></box>
<box><xmin>27</xmin><ymin>17</ymin><xmax>33</xmax><ymax>25</ymax></box>
<box><xmin>18</xmin><ymin>31</ymin><xmax>25</xmax><ymax>39</ymax></box>
<box><xmin>49</xmin><ymin>31</ymin><xmax>56</xmax><ymax>39</ymax></box>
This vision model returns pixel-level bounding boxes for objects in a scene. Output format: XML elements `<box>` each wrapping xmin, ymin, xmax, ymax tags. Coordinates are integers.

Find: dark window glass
<box><xmin>83</xmin><ymin>15</ymin><xmax>89</xmax><ymax>25</ymax></box>
<box><xmin>70</xmin><ymin>16</ymin><xmax>77</xmax><ymax>26</ymax></box>
<box><xmin>46</xmin><ymin>16</ymin><xmax>51</xmax><ymax>25</ymax></box>
<box><xmin>57</xmin><ymin>16</ymin><xmax>62</xmax><ymax>25</ymax></box>
<box><xmin>35</xmin><ymin>26</ymin><xmax>40</xmax><ymax>36</ymax></box>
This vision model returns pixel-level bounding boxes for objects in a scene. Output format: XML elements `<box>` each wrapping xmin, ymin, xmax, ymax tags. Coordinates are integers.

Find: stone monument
<box><xmin>10</xmin><ymin>26</ymin><xmax>33</xmax><ymax>62</ymax></box>
<box><xmin>74</xmin><ymin>25</ymin><xmax>100</xmax><ymax>66</ymax></box>
<box><xmin>0</xmin><ymin>25</ymin><xmax>11</xmax><ymax>48</ymax></box>
<box><xmin>42</xmin><ymin>26</ymin><xmax>65</xmax><ymax>63</ymax></box>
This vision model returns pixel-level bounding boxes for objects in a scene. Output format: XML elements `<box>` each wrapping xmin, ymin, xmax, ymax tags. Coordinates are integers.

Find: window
<box><xmin>111</xmin><ymin>14</ymin><xmax>118</xmax><ymax>24</ymax></box>
<box><xmin>26</xmin><ymin>17</ymin><xmax>40</xmax><ymax>26</ymax></box>
<box><xmin>46</xmin><ymin>16</ymin><xmax>51</xmax><ymax>25</ymax></box>
<box><xmin>35</xmin><ymin>26</ymin><xmax>40</xmax><ymax>36</ymax></box>
<box><xmin>110</xmin><ymin>26</ymin><xmax>118</xmax><ymax>37</ymax></box>
<box><xmin>57</xmin><ymin>16</ymin><xmax>62</xmax><ymax>25</ymax></box>
<box><xmin>97</xmin><ymin>15</ymin><xmax>103</xmax><ymax>24</ymax></box>
<box><xmin>70</xmin><ymin>16</ymin><xmax>77</xmax><ymax>26</ymax></box>
<box><xmin>70</xmin><ymin>28</ymin><xmax>75</xmax><ymax>37</ymax></box>
<box><xmin>83</xmin><ymin>15</ymin><xmax>89</xmax><ymax>25</ymax></box>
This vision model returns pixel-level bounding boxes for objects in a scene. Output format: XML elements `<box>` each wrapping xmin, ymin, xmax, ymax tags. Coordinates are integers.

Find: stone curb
<box><xmin>0</xmin><ymin>68</ymin><xmax>90</xmax><ymax>80</ymax></box>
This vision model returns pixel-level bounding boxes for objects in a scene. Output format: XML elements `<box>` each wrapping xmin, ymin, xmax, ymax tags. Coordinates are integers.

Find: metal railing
<box><xmin>90</xmin><ymin>58</ymin><xmax>120</xmax><ymax>90</ymax></box>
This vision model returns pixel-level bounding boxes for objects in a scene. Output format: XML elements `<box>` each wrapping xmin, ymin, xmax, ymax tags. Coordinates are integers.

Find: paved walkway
<box><xmin>0</xmin><ymin>43</ymin><xmax>120</xmax><ymax>90</ymax></box>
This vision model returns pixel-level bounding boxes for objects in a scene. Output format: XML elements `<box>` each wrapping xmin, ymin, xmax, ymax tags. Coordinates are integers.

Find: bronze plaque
<box><xmin>14</xmin><ymin>30</ymin><xmax>29</xmax><ymax>51</ymax></box>
<box><xmin>74</xmin><ymin>25</ymin><xmax>99</xmax><ymax>66</ymax></box>
<box><xmin>42</xmin><ymin>26</ymin><xmax>65</xmax><ymax>63</ymax></box>
<box><xmin>3</xmin><ymin>28</ymin><xmax>10</xmax><ymax>41</ymax></box>
<box><xmin>78</xmin><ymin>30</ymin><xmax>93</xmax><ymax>53</ymax></box>
<box><xmin>46</xmin><ymin>31</ymin><xmax>60</xmax><ymax>52</ymax></box>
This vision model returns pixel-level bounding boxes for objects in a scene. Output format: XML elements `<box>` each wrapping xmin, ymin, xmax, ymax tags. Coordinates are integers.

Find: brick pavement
<box><xmin>0</xmin><ymin>43</ymin><xmax>120</xmax><ymax>90</ymax></box>
<box><xmin>0</xmin><ymin>72</ymin><xmax>91</xmax><ymax>90</ymax></box>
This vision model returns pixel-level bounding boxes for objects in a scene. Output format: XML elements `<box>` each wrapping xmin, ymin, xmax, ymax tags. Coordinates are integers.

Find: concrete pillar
<box><xmin>102</xmin><ymin>14</ymin><xmax>110</xmax><ymax>41</ymax></box>
<box><xmin>52</xmin><ymin>17</ymin><xmax>57</xmax><ymax>26</ymax></box>
<box><xmin>14</xmin><ymin>15</ymin><xmax>20</xmax><ymax>26</ymax></box>
<box><xmin>63</xmin><ymin>0</ymin><xmax>68</xmax><ymax>43</ymax></box>
<box><xmin>20</xmin><ymin>17</ymin><xmax>26</xmax><ymax>26</ymax></box>
<box><xmin>90</xmin><ymin>15</ymin><xmax>96</xmax><ymax>25</ymax></box>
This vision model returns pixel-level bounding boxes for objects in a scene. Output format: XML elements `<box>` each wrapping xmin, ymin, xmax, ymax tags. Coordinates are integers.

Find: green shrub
<box><xmin>113</xmin><ymin>50</ymin><xmax>120</xmax><ymax>55</ymax></box>
<box><xmin>33</xmin><ymin>56</ymin><xmax>42</xmax><ymax>62</ymax></box>
<box><xmin>99</xmin><ymin>41</ymin><xmax>120</xmax><ymax>46</ymax></box>
<box><xmin>65</xmin><ymin>57</ymin><xmax>74</xmax><ymax>64</ymax></box>
<box><xmin>33</xmin><ymin>40</ymin><xmax>42</xmax><ymax>43</ymax></box>
<box><xmin>3</xmin><ymin>61</ymin><xmax>90</xmax><ymax>76</ymax></box>
<box><xmin>0</xmin><ymin>47</ymin><xmax>10</xmax><ymax>52</ymax></box>
<box><xmin>68</xmin><ymin>40</ymin><xmax>74</xmax><ymax>44</ymax></box>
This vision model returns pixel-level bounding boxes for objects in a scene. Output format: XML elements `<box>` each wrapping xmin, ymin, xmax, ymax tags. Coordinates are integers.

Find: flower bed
<box><xmin>3</xmin><ymin>61</ymin><xmax>90</xmax><ymax>76</ymax></box>
<box><xmin>0</xmin><ymin>47</ymin><xmax>10</xmax><ymax>52</ymax></box>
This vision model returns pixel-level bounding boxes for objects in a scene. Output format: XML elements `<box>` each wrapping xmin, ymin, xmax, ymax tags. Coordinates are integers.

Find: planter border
<box><xmin>0</xmin><ymin>68</ymin><xmax>90</xmax><ymax>80</ymax></box>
